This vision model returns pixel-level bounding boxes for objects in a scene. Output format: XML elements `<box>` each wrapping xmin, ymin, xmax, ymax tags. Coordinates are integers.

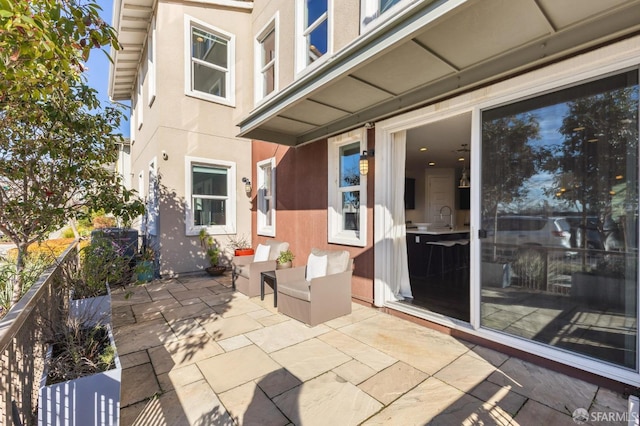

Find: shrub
<box><xmin>92</xmin><ymin>215</ymin><xmax>116</xmax><ymax>229</ymax></box>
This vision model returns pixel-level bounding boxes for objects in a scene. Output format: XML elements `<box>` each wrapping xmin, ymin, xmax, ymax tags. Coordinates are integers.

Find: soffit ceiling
<box><xmin>109</xmin><ymin>0</ymin><xmax>155</xmax><ymax>101</ymax></box>
<box><xmin>239</xmin><ymin>0</ymin><xmax>640</xmax><ymax>146</ymax></box>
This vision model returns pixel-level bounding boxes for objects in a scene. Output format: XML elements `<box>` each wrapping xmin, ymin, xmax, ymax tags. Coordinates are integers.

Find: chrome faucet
<box><xmin>440</xmin><ymin>205</ymin><xmax>453</xmax><ymax>229</ymax></box>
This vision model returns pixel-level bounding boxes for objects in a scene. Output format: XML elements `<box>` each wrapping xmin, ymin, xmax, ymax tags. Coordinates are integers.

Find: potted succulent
<box><xmin>200</xmin><ymin>229</ymin><xmax>226</xmax><ymax>276</ymax></box>
<box><xmin>276</xmin><ymin>249</ymin><xmax>295</xmax><ymax>269</ymax></box>
<box><xmin>228</xmin><ymin>233</ymin><xmax>254</xmax><ymax>256</ymax></box>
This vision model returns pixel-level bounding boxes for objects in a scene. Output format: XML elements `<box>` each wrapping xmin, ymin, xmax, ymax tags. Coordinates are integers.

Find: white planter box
<box><xmin>69</xmin><ymin>284</ymin><xmax>112</xmax><ymax>327</ymax></box>
<box><xmin>38</xmin><ymin>324</ymin><xmax>121</xmax><ymax>426</ymax></box>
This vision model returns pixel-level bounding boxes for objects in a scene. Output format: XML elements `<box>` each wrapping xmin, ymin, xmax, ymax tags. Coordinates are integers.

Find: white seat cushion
<box><xmin>306</xmin><ymin>253</ymin><xmax>328</xmax><ymax>281</ymax></box>
<box><xmin>254</xmin><ymin>243</ymin><xmax>271</xmax><ymax>262</ymax></box>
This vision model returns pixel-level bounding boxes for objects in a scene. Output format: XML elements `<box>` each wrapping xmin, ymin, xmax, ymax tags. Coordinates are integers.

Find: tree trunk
<box><xmin>10</xmin><ymin>243</ymin><xmax>27</xmax><ymax>306</ymax></box>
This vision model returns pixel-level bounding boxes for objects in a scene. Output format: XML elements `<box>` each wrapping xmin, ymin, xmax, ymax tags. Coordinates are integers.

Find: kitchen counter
<box><xmin>406</xmin><ymin>227</ymin><xmax>470</xmax><ymax>236</ymax></box>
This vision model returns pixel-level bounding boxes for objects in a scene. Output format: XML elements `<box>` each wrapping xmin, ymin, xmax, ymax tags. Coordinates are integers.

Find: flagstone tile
<box><xmin>273</xmin><ymin>371</ymin><xmax>382</xmax><ymax>426</ymax></box>
<box><xmin>199</xmin><ymin>292</ymin><xmax>235</xmax><ymax>307</ymax></box>
<box><xmin>357</xmin><ymin>361</ymin><xmax>428</xmax><ymax>405</ymax></box>
<box><xmin>245</xmin><ymin>320</ymin><xmax>331</xmax><ymax>353</ymax></box>
<box><xmin>119</xmin><ymin>350</ymin><xmax>150</xmax><ymax>370</ymax></box>
<box><xmin>167</xmin><ymin>318</ymin><xmax>208</xmax><ymax>338</ymax></box>
<box><xmin>111</xmin><ymin>287</ymin><xmax>151</xmax><ymax>306</ymax></box>
<box><xmin>468</xmin><ymin>380</ymin><xmax>527</xmax><ymax>418</ymax></box>
<box><xmin>112</xmin><ymin>305</ymin><xmax>136</xmax><ymax>327</ymax></box>
<box><xmin>324</xmin><ymin>304</ymin><xmax>380</xmax><ymax>329</ymax></box>
<box><xmin>170</xmin><ymin>287</ymin><xmax>216</xmax><ymax>301</ymax></box>
<box><xmin>434</xmin><ymin>352</ymin><xmax>499</xmax><ymax>392</ymax></box>
<box><xmin>157</xmin><ymin>363</ymin><xmax>205</xmax><ymax>392</ymax></box>
<box><xmin>340</xmin><ymin>314</ymin><xmax>468</xmax><ymax>375</ymax></box>
<box><xmin>318</xmin><ymin>330</ymin><xmax>396</xmax><ymax>372</ymax></box>
<box><xmin>465</xmin><ymin>344</ymin><xmax>510</xmax><ymax>368</ymax></box>
<box><xmin>131</xmin><ymin>298</ymin><xmax>182</xmax><ymax>322</ymax></box>
<box><xmin>486</xmin><ymin>357</ymin><xmax>597</xmax><ymax>414</ymax></box>
<box><xmin>121</xmin><ymin>363</ymin><xmax>160</xmax><ymax>407</ymax></box>
<box><xmin>246</xmin><ymin>308</ymin><xmax>276</xmax><ymax>320</ymax></box>
<box><xmin>270</xmin><ymin>338</ymin><xmax>351</xmax><ymax>382</ymax></box>
<box><xmin>333</xmin><ymin>359</ymin><xmax>377</xmax><ymax>385</ymax></box>
<box><xmin>212</xmin><ymin>298</ymin><xmax>263</xmax><ymax>318</ymax></box>
<box><xmin>218</xmin><ymin>334</ymin><xmax>254</xmax><ymax>352</ymax></box>
<box><xmin>200</xmin><ymin>314</ymin><xmax>263</xmax><ymax>341</ymax></box>
<box><xmin>592</xmin><ymin>387</ymin><xmax>629</xmax><ymax>416</ymax></box>
<box><xmin>148</xmin><ymin>333</ymin><xmax>223</xmax><ymax>374</ymax></box>
<box><xmin>198</xmin><ymin>345</ymin><xmax>281</xmax><ymax>393</ymax></box>
<box><xmin>147</xmin><ymin>289</ymin><xmax>174</xmax><ymax>301</ymax></box>
<box><xmin>256</xmin><ymin>368</ymin><xmax>302</xmax><ymax>399</ymax></box>
<box><xmin>114</xmin><ymin>318</ymin><xmax>178</xmax><ymax>355</ymax></box>
<box><xmin>162</xmin><ymin>302</ymin><xmax>213</xmax><ymax>322</ymax></box>
<box><xmin>512</xmin><ymin>399</ymin><xmax>574</xmax><ymax>425</ymax></box>
<box><xmin>428</xmin><ymin>392</ymin><xmax>513</xmax><ymax>425</ymax></box>
<box><xmin>362</xmin><ymin>377</ymin><xmax>462</xmax><ymax>425</ymax></box>
<box><xmin>219</xmin><ymin>381</ymin><xmax>290</xmax><ymax>426</ymax></box>
<box><xmin>173</xmin><ymin>380</ymin><xmax>233</xmax><ymax>425</ymax></box>
<box><xmin>256</xmin><ymin>313</ymin><xmax>290</xmax><ymax>327</ymax></box>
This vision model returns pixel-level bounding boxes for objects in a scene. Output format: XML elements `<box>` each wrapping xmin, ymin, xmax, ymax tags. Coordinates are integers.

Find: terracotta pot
<box><xmin>234</xmin><ymin>248</ymin><xmax>255</xmax><ymax>256</ymax></box>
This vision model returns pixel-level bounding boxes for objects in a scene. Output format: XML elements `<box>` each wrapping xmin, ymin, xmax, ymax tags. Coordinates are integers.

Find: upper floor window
<box><xmin>185</xmin><ymin>157</ymin><xmax>237</xmax><ymax>235</ymax></box>
<box><xmin>296</xmin><ymin>0</ymin><xmax>331</xmax><ymax>74</ymax></box>
<box><xmin>361</xmin><ymin>0</ymin><xmax>407</xmax><ymax>31</ymax></box>
<box><xmin>328</xmin><ymin>129</ymin><xmax>367</xmax><ymax>247</ymax></box>
<box><xmin>255</xmin><ymin>16</ymin><xmax>278</xmax><ymax>104</ymax></box>
<box><xmin>147</xmin><ymin>16</ymin><xmax>156</xmax><ymax>106</ymax></box>
<box><xmin>184</xmin><ymin>16</ymin><xmax>235</xmax><ymax>106</ymax></box>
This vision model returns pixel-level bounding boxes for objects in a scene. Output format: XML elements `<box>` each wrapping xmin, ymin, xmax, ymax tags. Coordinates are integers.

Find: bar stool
<box><xmin>426</xmin><ymin>240</ymin><xmax>457</xmax><ymax>276</ymax></box>
<box><xmin>453</xmin><ymin>239</ymin><xmax>470</xmax><ymax>269</ymax></box>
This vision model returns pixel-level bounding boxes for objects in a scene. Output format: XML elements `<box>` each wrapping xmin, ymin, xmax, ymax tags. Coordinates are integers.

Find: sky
<box><xmin>84</xmin><ymin>0</ymin><xmax>131</xmax><ymax>137</ymax></box>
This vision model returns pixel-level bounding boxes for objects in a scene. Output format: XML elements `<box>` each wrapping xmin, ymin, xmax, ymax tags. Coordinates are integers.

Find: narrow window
<box><xmin>257</xmin><ymin>158</ymin><xmax>276</xmax><ymax>236</ymax></box>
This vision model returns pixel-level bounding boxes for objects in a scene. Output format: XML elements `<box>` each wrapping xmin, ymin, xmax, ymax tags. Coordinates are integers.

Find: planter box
<box><xmin>69</xmin><ymin>284</ymin><xmax>111</xmax><ymax>327</ymax></box>
<box><xmin>482</xmin><ymin>261</ymin><xmax>512</xmax><ymax>288</ymax></box>
<box><xmin>571</xmin><ymin>272</ymin><xmax>632</xmax><ymax>310</ymax></box>
<box><xmin>38</xmin><ymin>325</ymin><xmax>121</xmax><ymax>426</ymax></box>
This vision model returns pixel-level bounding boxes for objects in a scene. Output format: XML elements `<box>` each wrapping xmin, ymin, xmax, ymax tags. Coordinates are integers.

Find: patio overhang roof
<box><xmin>238</xmin><ymin>0</ymin><xmax>640</xmax><ymax>146</ymax></box>
<box><xmin>108</xmin><ymin>0</ymin><xmax>156</xmax><ymax>101</ymax></box>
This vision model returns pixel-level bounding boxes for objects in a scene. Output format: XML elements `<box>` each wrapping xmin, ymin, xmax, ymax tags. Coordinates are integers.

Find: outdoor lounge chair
<box><xmin>276</xmin><ymin>248</ymin><xmax>353</xmax><ymax>326</ymax></box>
<box><xmin>232</xmin><ymin>240</ymin><xmax>289</xmax><ymax>297</ymax></box>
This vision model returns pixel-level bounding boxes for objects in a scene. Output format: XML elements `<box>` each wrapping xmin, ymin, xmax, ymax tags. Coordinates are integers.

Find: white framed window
<box><xmin>257</xmin><ymin>157</ymin><xmax>276</xmax><ymax>236</ymax></box>
<box><xmin>328</xmin><ymin>129</ymin><xmax>367</xmax><ymax>247</ymax></box>
<box><xmin>147</xmin><ymin>15</ymin><xmax>156</xmax><ymax>106</ymax></box>
<box><xmin>254</xmin><ymin>14</ymin><xmax>278</xmax><ymax>104</ymax></box>
<box><xmin>184</xmin><ymin>15</ymin><xmax>235</xmax><ymax>106</ymax></box>
<box><xmin>361</xmin><ymin>0</ymin><xmax>408</xmax><ymax>32</ymax></box>
<box><xmin>185</xmin><ymin>156</ymin><xmax>236</xmax><ymax>236</ymax></box>
<box><xmin>295</xmin><ymin>0</ymin><xmax>332</xmax><ymax>74</ymax></box>
<box><xmin>129</xmin><ymin>110</ymin><xmax>136</xmax><ymax>145</ymax></box>
<box><xmin>137</xmin><ymin>69</ymin><xmax>144</xmax><ymax>129</ymax></box>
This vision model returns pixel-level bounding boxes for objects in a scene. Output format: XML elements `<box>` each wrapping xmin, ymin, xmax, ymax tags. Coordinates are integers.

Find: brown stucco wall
<box><xmin>251</xmin><ymin>132</ymin><xmax>375</xmax><ymax>304</ymax></box>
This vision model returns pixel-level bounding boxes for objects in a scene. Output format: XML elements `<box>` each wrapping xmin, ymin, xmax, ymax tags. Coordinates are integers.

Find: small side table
<box><xmin>260</xmin><ymin>270</ymin><xmax>278</xmax><ymax>307</ymax></box>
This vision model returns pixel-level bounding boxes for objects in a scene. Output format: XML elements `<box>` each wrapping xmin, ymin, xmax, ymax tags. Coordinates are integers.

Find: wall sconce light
<box><xmin>242</xmin><ymin>177</ymin><xmax>252</xmax><ymax>193</ymax></box>
<box><xmin>162</xmin><ymin>150</ymin><xmax>168</xmax><ymax>161</ymax></box>
<box><xmin>359</xmin><ymin>150</ymin><xmax>375</xmax><ymax>175</ymax></box>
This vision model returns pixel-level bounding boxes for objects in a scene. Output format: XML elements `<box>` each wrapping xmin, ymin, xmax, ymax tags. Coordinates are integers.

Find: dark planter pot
<box><xmin>136</xmin><ymin>260</ymin><xmax>154</xmax><ymax>282</ymax></box>
<box><xmin>206</xmin><ymin>266</ymin><xmax>226</xmax><ymax>276</ymax></box>
<box><xmin>571</xmin><ymin>272</ymin><xmax>633</xmax><ymax>310</ymax></box>
<box><xmin>234</xmin><ymin>248</ymin><xmax>255</xmax><ymax>256</ymax></box>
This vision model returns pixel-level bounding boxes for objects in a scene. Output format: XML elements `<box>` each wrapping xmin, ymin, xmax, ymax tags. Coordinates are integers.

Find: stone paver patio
<box><xmin>112</xmin><ymin>274</ymin><xmax>630</xmax><ymax>425</ymax></box>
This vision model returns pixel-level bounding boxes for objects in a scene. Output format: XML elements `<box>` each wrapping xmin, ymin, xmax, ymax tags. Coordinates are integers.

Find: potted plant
<box><xmin>228</xmin><ymin>233</ymin><xmax>254</xmax><ymax>256</ymax></box>
<box><xmin>277</xmin><ymin>249</ymin><xmax>295</xmax><ymax>269</ymax></box>
<box><xmin>135</xmin><ymin>246</ymin><xmax>155</xmax><ymax>283</ymax></box>
<box><xmin>38</xmin><ymin>316</ymin><xmax>121</xmax><ymax>426</ymax></box>
<box><xmin>200</xmin><ymin>229</ymin><xmax>226</xmax><ymax>276</ymax></box>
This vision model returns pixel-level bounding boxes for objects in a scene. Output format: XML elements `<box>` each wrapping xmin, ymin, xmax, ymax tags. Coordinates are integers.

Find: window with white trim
<box><xmin>328</xmin><ymin>129</ymin><xmax>367</xmax><ymax>246</ymax></box>
<box><xmin>137</xmin><ymin>69</ymin><xmax>144</xmax><ymax>129</ymax></box>
<box><xmin>255</xmin><ymin>16</ymin><xmax>278</xmax><ymax>103</ymax></box>
<box><xmin>257</xmin><ymin>157</ymin><xmax>276</xmax><ymax>236</ymax></box>
<box><xmin>185</xmin><ymin>157</ymin><xmax>236</xmax><ymax>235</ymax></box>
<box><xmin>361</xmin><ymin>0</ymin><xmax>408</xmax><ymax>31</ymax></box>
<box><xmin>185</xmin><ymin>16</ymin><xmax>235</xmax><ymax>106</ymax></box>
<box><xmin>295</xmin><ymin>0</ymin><xmax>331</xmax><ymax>73</ymax></box>
<box><xmin>147</xmin><ymin>16</ymin><xmax>156</xmax><ymax>106</ymax></box>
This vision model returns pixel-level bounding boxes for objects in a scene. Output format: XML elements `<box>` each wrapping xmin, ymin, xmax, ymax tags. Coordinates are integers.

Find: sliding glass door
<box><xmin>479</xmin><ymin>70</ymin><xmax>639</xmax><ymax>369</ymax></box>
